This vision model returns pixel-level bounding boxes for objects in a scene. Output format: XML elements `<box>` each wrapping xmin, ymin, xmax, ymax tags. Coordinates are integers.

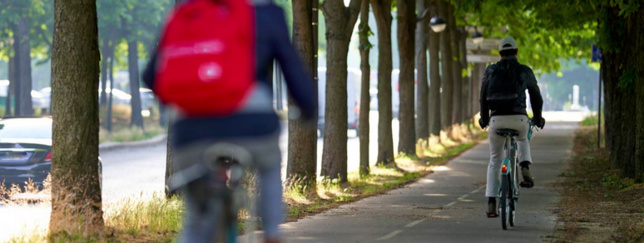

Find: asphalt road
<box><xmin>0</xmin><ymin>113</ymin><xmax>580</xmax><ymax>242</ymax></box>
<box><xmin>276</xmin><ymin>122</ymin><xmax>577</xmax><ymax>243</ymax></box>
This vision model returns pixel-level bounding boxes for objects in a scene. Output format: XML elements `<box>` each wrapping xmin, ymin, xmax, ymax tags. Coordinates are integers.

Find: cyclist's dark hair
<box><xmin>499</xmin><ymin>48</ymin><xmax>518</xmax><ymax>57</ymax></box>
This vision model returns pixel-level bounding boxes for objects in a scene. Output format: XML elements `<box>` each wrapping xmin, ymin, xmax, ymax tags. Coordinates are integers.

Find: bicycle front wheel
<box><xmin>501</xmin><ymin>174</ymin><xmax>511</xmax><ymax>230</ymax></box>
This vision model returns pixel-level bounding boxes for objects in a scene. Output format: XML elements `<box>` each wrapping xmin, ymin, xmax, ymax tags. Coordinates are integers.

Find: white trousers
<box><xmin>485</xmin><ymin>115</ymin><xmax>532</xmax><ymax>197</ymax></box>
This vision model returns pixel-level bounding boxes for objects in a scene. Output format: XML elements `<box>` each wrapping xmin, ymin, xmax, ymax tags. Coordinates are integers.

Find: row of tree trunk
<box><xmin>286</xmin><ymin>0</ymin><xmax>478</xmax><ymax>184</ymax></box>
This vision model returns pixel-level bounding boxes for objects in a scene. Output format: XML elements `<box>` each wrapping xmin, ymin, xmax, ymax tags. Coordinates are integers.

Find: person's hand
<box><xmin>478</xmin><ymin>117</ymin><xmax>489</xmax><ymax>129</ymax></box>
<box><xmin>533</xmin><ymin>116</ymin><xmax>546</xmax><ymax>129</ymax></box>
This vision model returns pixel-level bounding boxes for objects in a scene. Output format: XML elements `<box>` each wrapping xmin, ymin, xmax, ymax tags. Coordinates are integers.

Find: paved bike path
<box><xmin>278</xmin><ymin>122</ymin><xmax>576</xmax><ymax>242</ymax></box>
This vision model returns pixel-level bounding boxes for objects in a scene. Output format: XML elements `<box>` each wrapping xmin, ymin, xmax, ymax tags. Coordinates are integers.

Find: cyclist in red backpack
<box><xmin>143</xmin><ymin>0</ymin><xmax>316</xmax><ymax>242</ymax></box>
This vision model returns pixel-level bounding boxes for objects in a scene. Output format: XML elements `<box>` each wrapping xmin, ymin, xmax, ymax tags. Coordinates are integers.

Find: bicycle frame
<box><xmin>500</xmin><ymin>136</ymin><xmax>519</xmax><ymax>199</ymax></box>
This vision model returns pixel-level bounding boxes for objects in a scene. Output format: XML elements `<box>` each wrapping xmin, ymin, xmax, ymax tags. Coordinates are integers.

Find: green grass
<box><xmin>8</xmin><ymin>194</ymin><xmax>184</xmax><ymax>243</ymax></box>
<box><xmin>581</xmin><ymin>114</ymin><xmax>599</xmax><ymax>126</ymax></box>
<box><xmin>99</xmin><ymin>123</ymin><xmax>166</xmax><ymax>144</ymax></box>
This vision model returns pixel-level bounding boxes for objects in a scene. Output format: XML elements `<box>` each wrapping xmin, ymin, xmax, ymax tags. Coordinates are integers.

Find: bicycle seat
<box><xmin>496</xmin><ymin>129</ymin><xmax>519</xmax><ymax>137</ymax></box>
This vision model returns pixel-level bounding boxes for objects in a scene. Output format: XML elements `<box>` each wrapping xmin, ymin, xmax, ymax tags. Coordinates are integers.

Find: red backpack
<box><xmin>155</xmin><ymin>0</ymin><xmax>255</xmax><ymax>116</ymax></box>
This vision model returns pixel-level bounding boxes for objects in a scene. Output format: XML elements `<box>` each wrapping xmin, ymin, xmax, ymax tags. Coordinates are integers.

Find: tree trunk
<box><xmin>448</xmin><ymin>4</ymin><xmax>461</xmax><ymax>125</ymax></box>
<box><xmin>635</xmin><ymin>8</ymin><xmax>644</xmax><ymax>182</ymax></box>
<box><xmin>320</xmin><ymin>0</ymin><xmax>362</xmax><ymax>182</ymax></box>
<box><xmin>287</xmin><ymin>0</ymin><xmax>318</xmax><ymax>187</ymax></box>
<box><xmin>459</xmin><ymin>28</ymin><xmax>471</xmax><ymax>121</ymax></box>
<box><xmin>11</xmin><ymin>22</ymin><xmax>22</xmax><ymax>116</ymax></box>
<box><xmin>165</xmin><ymin>119</ymin><xmax>176</xmax><ymax>197</ymax></box>
<box><xmin>100</xmin><ymin>41</ymin><xmax>108</xmax><ymax>106</ymax></box>
<box><xmin>17</xmin><ymin>17</ymin><xmax>33</xmax><ymax>116</ymax></box>
<box><xmin>128</xmin><ymin>39</ymin><xmax>144</xmax><ymax>129</ymax></box>
<box><xmin>601</xmin><ymin>5</ymin><xmax>641</xmax><ymax>179</ymax></box>
<box><xmin>358</xmin><ymin>0</ymin><xmax>371</xmax><ymax>176</ymax></box>
<box><xmin>50</xmin><ymin>0</ymin><xmax>103</xmax><ymax>234</ymax></box>
<box><xmin>396</xmin><ymin>0</ymin><xmax>416</xmax><ymax>155</ymax></box>
<box><xmin>165</xmin><ymin>0</ymin><xmax>182</xmax><ymax>199</ymax></box>
<box><xmin>107</xmin><ymin>54</ymin><xmax>115</xmax><ymax>132</ymax></box>
<box><xmin>427</xmin><ymin>5</ymin><xmax>441</xmax><ymax>136</ymax></box>
<box><xmin>415</xmin><ymin>0</ymin><xmax>429</xmax><ymax>141</ymax></box>
<box><xmin>471</xmin><ymin>62</ymin><xmax>482</xmax><ymax>118</ymax></box>
<box><xmin>6</xmin><ymin>56</ymin><xmax>14</xmax><ymax>117</ymax></box>
<box><xmin>372</xmin><ymin>0</ymin><xmax>395</xmax><ymax>165</ymax></box>
<box><xmin>438</xmin><ymin>0</ymin><xmax>453</xmax><ymax>132</ymax></box>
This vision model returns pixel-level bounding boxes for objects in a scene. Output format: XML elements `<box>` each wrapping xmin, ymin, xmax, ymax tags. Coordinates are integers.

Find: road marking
<box><xmin>377</xmin><ymin>230</ymin><xmax>403</xmax><ymax>240</ymax></box>
<box><xmin>458</xmin><ymin>194</ymin><xmax>469</xmax><ymax>200</ymax></box>
<box><xmin>470</xmin><ymin>185</ymin><xmax>485</xmax><ymax>194</ymax></box>
<box><xmin>405</xmin><ymin>219</ymin><xmax>425</xmax><ymax>228</ymax></box>
<box><xmin>445</xmin><ymin>201</ymin><xmax>457</xmax><ymax>208</ymax></box>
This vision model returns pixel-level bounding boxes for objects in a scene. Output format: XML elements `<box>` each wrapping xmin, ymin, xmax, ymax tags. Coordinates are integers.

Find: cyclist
<box><xmin>142</xmin><ymin>0</ymin><xmax>316</xmax><ymax>242</ymax></box>
<box><xmin>478</xmin><ymin>36</ymin><xmax>545</xmax><ymax>218</ymax></box>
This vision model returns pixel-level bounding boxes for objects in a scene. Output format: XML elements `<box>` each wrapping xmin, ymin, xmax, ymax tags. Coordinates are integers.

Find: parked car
<box><xmin>0</xmin><ymin>117</ymin><xmax>102</xmax><ymax>189</ymax></box>
<box><xmin>139</xmin><ymin>88</ymin><xmax>156</xmax><ymax>111</ymax></box>
<box><xmin>0</xmin><ymin>80</ymin><xmax>50</xmax><ymax>111</ymax></box>
<box><xmin>97</xmin><ymin>87</ymin><xmax>131</xmax><ymax>105</ymax></box>
<box><xmin>317</xmin><ymin>67</ymin><xmax>361</xmax><ymax>136</ymax></box>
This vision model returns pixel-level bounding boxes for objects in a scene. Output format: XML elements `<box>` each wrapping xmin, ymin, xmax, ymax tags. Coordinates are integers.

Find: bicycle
<box><xmin>199</xmin><ymin>143</ymin><xmax>258</xmax><ymax>243</ymax></box>
<box><xmin>496</xmin><ymin>120</ymin><xmax>535</xmax><ymax>230</ymax></box>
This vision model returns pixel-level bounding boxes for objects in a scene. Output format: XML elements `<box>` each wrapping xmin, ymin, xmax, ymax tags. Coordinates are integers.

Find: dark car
<box><xmin>0</xmin><ymin>117</ymin><xmax>102</xmax><ymax>189</ymax></box>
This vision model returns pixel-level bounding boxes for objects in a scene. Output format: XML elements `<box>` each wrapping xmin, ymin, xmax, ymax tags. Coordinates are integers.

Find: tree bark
<box><xmin>415</xmin><ymin>0</ymin><xmax>429</xmax><ymax>141</ymax></box>
<box><xmin>17</xmin><ymin>17</ymin><xmax>34</xmax><ymax>116</ymax></box>
<box><xmin>358</xmin><ymin>0</ymin><xmax>371</xmax><ymax>176</ymax></box>
<box><xmin>11</xmin><ymin>23</ymin><xmax>22</xmax><ymax>116</ymax></box>
<box><xmin>320</xmin><ymin>0</ymin><xmax>362</xmax><ymax>182</ymax></box>
<box><xmin>427</xmin><ymin>2</ymin><xmax>441</xmax><ymax>136</ymax></box>
<box><xmin>372</xmin><ymin>0</ymin><xmax>395</xmax><ymax>165</ymax></box>
<box><xmin>165</xmin><ymin>118</ymin><xmax>175</xmax><ymax>197</ymax></box>
<box><xmin>471</xmin><ymin>62</ymin><xmax>483</xmax><ymax>118</ymax></box>
<box><xmin>459</xmin><ymin>28</ymin><xmax>471</xmax><ymax>121</ymax></box>
<box><xmin>165</xmin><ymin>0</ymin><xmax>182</xmax><ymax>199</ymax></box>
<box><xmin>601</xmin><ymin>5</ymin><xmax>638</xmax><ymax>179</ymax></box>
<box><xmin>6</xmin><ymin>56</ymin><xmax>14</xmax><ymax>116</ymax></box>
<box><xmin>107</xmin><ymin>53</ymin><xmax>115</xmax><ymax>132</ymax></box>
<box><xmin>127</xmin><ymin>39</ymin><xmax>144</xmax><ymax>129</ymax></box>
<box><xmin>50</xmin><ymin>0</ymin><xmax>103</xmax><ymax>234</ymax></box>
<box><xmin>396</xmin><ymin>0</ymin><xmax>416</xmax><ymax>155</ymax></box>
<box><xmin>438</xmin><ymin>0</ymin><xmax>453</xmax><ymax>132</ymax></box>
<box><xmin>448</xmin><ymin>4</ymin><xmax>461</xmax><ymax>125</ymax></box>
<box><xmin>100</xmin><ymin>41</ymin><xmax>108</xmax><ymax>106</ymax></box>
<box><xmin>287</xmin><ymin>0</ymin><xmax>318</xmax><ymax>187</ymax></box>
<box><xmin>631</xmin><ymin>7</ymin><xmax>644</xmax><ymax>182</ymax></box>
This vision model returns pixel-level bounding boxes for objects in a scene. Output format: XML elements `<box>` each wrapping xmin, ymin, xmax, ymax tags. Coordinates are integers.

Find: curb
<box><xmin>98</xmin><ymin>134</ymin><xmax>167</xmax><ymax>153</ymax></box>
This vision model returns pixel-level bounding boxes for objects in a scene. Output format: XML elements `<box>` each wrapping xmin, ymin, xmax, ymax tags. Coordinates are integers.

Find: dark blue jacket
<box><xmin>142</xmin><ymin>2</ymin><xmax>316</xmax><ymax>148</ymax></box>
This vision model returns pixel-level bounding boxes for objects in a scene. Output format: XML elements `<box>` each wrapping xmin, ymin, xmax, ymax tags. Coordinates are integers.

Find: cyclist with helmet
<box><xmin>479</xmin><ymin>36</ymin><xmax>545</xmax><ymax>218</ymax></box>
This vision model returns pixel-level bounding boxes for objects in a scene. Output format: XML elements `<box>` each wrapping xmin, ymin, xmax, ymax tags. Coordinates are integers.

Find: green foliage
<box><xmin>358</xmin><ymin>19</ymin><xmax>374</xmax><ymax>51</ymax></box>
<box><xmin>581</xmin><ymin>115</ymin><xmax>599</xmax><ymax>126</ymax></box>
<box><xmin>449</xmin><ymin>0</ymin><xmax>641</xmax><ymax>74</ymax></box>
<box><xmin>0</xmin><ymin>0</ymin><xmax>54</xmax><ymax>61</ymax></box>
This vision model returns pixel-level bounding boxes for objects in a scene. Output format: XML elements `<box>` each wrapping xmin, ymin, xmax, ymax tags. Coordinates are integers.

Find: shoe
<box><xmin>520</xmin><ymin>166</ymin><xmax>534</xmax><ymax>188</ymax></box>
<box><xmin>487</xmin><ymin>201</ymin><xmax>499</xmax><ymax>218</ymax></box>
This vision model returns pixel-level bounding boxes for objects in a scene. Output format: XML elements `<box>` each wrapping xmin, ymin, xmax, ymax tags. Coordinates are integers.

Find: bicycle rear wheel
<box><xmin>509</xmin><ymin>164</ymin><xmax>517</xmax><ymax>227</ymax></box>
<box><xmin>501</xmin><ymin>174</ymin><xmax>510</xmax><ymax>230</ymax></box>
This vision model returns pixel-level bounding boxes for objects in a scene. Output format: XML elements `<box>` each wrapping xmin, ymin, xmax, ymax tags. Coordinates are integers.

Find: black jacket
<box><xmin>479</xmin><ymin>56</ymin><xmax>543</xmax><ymax>122</ymax></box>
